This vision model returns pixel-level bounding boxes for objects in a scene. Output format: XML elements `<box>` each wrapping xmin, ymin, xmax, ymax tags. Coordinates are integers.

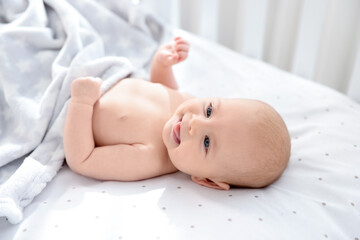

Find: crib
<box><xmin>0</xmin><ymin>1</ymin><xmax>359</xmax><ymax>239</ymax></box>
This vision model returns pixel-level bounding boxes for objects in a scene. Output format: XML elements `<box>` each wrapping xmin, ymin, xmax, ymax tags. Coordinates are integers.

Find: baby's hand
<box><xmin>155</xmin><ymin>37</ymin><xmax>190</xmax><ymax>67</ymax></box>
<box><xmin>71</xmin><ymin>77</ymin><xmax>102</xmax><ymax>105</ymax></box>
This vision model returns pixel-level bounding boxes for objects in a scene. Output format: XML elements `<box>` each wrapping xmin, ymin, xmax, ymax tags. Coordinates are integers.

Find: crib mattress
<box><xmin>1</xmin><ymin>30</ymin><xmax>359</xmax><ymax>240</ymax></box>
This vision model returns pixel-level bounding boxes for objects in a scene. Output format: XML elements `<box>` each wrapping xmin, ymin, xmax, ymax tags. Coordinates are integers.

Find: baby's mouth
<box><xmin>172</xmin><ymin>117</ymin><xmax>182</xmax><ymax>145</ymax></box>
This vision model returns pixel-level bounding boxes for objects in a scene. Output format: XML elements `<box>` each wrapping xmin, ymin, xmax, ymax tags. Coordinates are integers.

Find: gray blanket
<box><xmin>0</xmin><ymin>0</ymin><xmax>167</xmax><ymax>224</ymax></box>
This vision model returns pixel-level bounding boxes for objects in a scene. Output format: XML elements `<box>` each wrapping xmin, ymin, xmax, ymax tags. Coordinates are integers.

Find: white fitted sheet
<box><xmin>1</xmin><ymin>30</ymin><xmax>359</xmax><ymax>240</ymax></box>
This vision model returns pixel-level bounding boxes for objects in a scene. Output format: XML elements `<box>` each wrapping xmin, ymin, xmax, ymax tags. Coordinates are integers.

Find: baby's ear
<box><xmin>191</xmin><ymin>176</ymin><xmax>230</xmax><ymax>190</ymax></box>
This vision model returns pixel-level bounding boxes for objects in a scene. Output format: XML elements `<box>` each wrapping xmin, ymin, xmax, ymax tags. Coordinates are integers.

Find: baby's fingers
<box><xmin>174</xmin><ymin>37</ymin><xmax>189</xmax><ymax>45</ymax></box>
<box><xmin>165</xmin><ymin>52</ymin><xmax>179</xmax><ymax>64</ymax></box>
<box><xmin>177</xmin><ymin>51</ymin><xmax>188</xmax><ymax>61</ymax></box>
<box><xmin>175</xmin><ymin>43</ymin><xmax>189</xmax><ymax>53</ymax></box>
<box><xmin>173</xmin><ymin>37</ymin><xmax>189</xmax><ymax>62</ymax></box>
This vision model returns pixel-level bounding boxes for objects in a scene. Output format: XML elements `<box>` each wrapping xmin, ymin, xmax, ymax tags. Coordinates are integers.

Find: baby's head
<box><xmin>162</xmin><ymin>97</ymin><xmax>291</xmax><ymax>190</ymax></box>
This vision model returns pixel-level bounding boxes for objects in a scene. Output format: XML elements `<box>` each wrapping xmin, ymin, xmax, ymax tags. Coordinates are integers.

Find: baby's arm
<box><xmin>64</xmin><ymin>77</ymin><xmax>101</xmax><ymax>172</ymax></box>
<box><xmin>150</xmin><ymin>37</ymin><xmax>189</xmax><ymax>90</ymax></box>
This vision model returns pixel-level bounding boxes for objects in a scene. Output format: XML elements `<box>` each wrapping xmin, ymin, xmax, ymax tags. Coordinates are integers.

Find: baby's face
<box><xmin>162</xmin><ymin>97</ymin><xmax>260</xmax><ymax>186</ymax></box>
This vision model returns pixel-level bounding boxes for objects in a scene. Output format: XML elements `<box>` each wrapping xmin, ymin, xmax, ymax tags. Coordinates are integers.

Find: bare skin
<box><xmin>64</xmin><ymin>37</ymin><xmax>193</xmax><ymax>181</ymax></box>
<box><xmin>64</xmin><ymin>37</ymin><xmax>291</xmax><ymax>190</ymax></box>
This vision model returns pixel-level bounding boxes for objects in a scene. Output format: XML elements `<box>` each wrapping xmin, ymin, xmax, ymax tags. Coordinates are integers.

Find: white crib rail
<box><xmin>291</xmin><ymin>0</ymin><xmax>328</xmax><ymax>82</ymax></box>
<box><xmin>139</xmin><ymin>0</ymin><xmax>360</xmax><ymax>102</ymax></box>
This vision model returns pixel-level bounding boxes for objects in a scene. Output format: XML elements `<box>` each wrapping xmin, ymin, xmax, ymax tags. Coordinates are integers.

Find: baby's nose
<box><xmin>188</xmin><ymin>115</ymin><xmax>204</xmax><ymax>136</ymax></box>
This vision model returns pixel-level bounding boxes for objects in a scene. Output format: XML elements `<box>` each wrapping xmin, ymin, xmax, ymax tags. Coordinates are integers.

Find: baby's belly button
<box><xmin>118</xmin><ymin>115</ymin><xmax>128</xmax><ymax>121</ymax></box>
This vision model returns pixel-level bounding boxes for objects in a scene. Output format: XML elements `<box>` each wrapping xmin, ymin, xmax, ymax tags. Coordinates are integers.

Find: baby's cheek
<box><xmin>169</xmin><ymin>148</ymin><xmax>187</xmax><ymax>170</ymax></box>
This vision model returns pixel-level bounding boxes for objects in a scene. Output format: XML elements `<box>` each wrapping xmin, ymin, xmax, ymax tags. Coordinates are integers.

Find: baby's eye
<box><xmin>204</xmin><ymin>136</ymin><xmax>210</xmax><ymax>152</ymax></box>
<box><xmin>206</xmin><ymin>103</ymin><xmax>213</xmax><ymax>118</ymax></box>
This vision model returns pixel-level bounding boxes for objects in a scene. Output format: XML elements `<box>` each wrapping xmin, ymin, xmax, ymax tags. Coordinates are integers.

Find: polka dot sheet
<box><xmin>1</xmin><ymin>30</ymin><xmax>359</xmax><ymax>240</ymax></box>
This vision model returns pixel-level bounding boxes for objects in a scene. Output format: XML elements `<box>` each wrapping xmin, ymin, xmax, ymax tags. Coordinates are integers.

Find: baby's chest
<box><xmin>92</xmin><ymin>80</ymin><xmax>170</xmax><ymax>146</ymax></box>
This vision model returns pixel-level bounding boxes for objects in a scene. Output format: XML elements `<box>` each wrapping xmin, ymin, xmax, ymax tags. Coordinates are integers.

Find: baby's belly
<box><xmin>92</xmin><ymin>103</ymin><xmax>139</xmax><ymax>146</ymax></box>
<box><xmin>91</xmin><ymin>81</ymin><xmax>167</xmax><ymax>146</ymax></box>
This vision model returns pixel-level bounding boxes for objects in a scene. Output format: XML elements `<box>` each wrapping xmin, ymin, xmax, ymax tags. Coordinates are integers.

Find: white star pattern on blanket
<box><xmin>0</xmin><ymin>108</ymin><xmax>12</xmax><ymax>123</ymax></box>
<box><xmin>16</xmin><ymin>37</ymin><xmax>29</xmax><ymax>50</ymax></box>
<box><xmin>33</xmin><ymin>77</ymin><xmax>50</xmax><ymax>94</ymax></box>
<box><xmin>119</xmin><ymin>37</ymin><xmax>132</xmax><ymax>49</ymax></box>
<box><xmin>35</xmin><ymin>51</ymin><xmax>56</xmax><ymax>64</ymax></box>
<box><xmin>2</xmin><ymin>81</ymin><xmax>21</xmax><ymax>98</ymax></box>
<box><xmin>0</xmin><ymin>44</ymin><xmax>5</xmax><ymax>56</ymax></box>
<box><xmin>16</xmin><ymin>60</ymin><xmax>32</xmax><ymax>74</ymax></box>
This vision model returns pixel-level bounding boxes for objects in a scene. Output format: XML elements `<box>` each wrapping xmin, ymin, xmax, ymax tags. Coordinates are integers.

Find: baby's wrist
<box><xmin>70</xmin><ymin>96</ymin><xmax>97</xmax><ymax>106</ymax></box>
<box><xmin>153</xmin><ymin>52</ymin><xmax>173</xmax><ymax>68</ymax></box>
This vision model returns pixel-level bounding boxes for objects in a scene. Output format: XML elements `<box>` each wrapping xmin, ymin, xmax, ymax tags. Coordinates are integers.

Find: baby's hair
<box><xmin>224</xmin><ymin>100</ymin><xmax>291</xmax><ymax>188</ymax></box>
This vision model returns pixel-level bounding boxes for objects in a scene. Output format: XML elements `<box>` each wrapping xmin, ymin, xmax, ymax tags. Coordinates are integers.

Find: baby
<box><xmin>64</xmin><ymin>37</ymin><xmax>291</xmax><ymax>190</ymax></box>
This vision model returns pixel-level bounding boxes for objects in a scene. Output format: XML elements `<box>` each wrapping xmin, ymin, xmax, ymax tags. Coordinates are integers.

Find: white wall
<box><xmin>138</xmin><ymin>0</ymin><xmax>360</xmax><ymax>103</ymax></box>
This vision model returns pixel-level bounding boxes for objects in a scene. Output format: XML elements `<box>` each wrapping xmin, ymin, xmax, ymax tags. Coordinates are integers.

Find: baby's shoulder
<box><xmin>114</xmin><ymin>78</ymin><xmax>148</xmax><ymax>92</ymax></box>
<box><xmin>118</xmin><ymin>78</ymin><xmax>189</xmax><ymax>103</ymax></box>
<box><xmin>115</xmin><ymin>78</ymin><xmax>165</xmax><ymax>96</ymax></box>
